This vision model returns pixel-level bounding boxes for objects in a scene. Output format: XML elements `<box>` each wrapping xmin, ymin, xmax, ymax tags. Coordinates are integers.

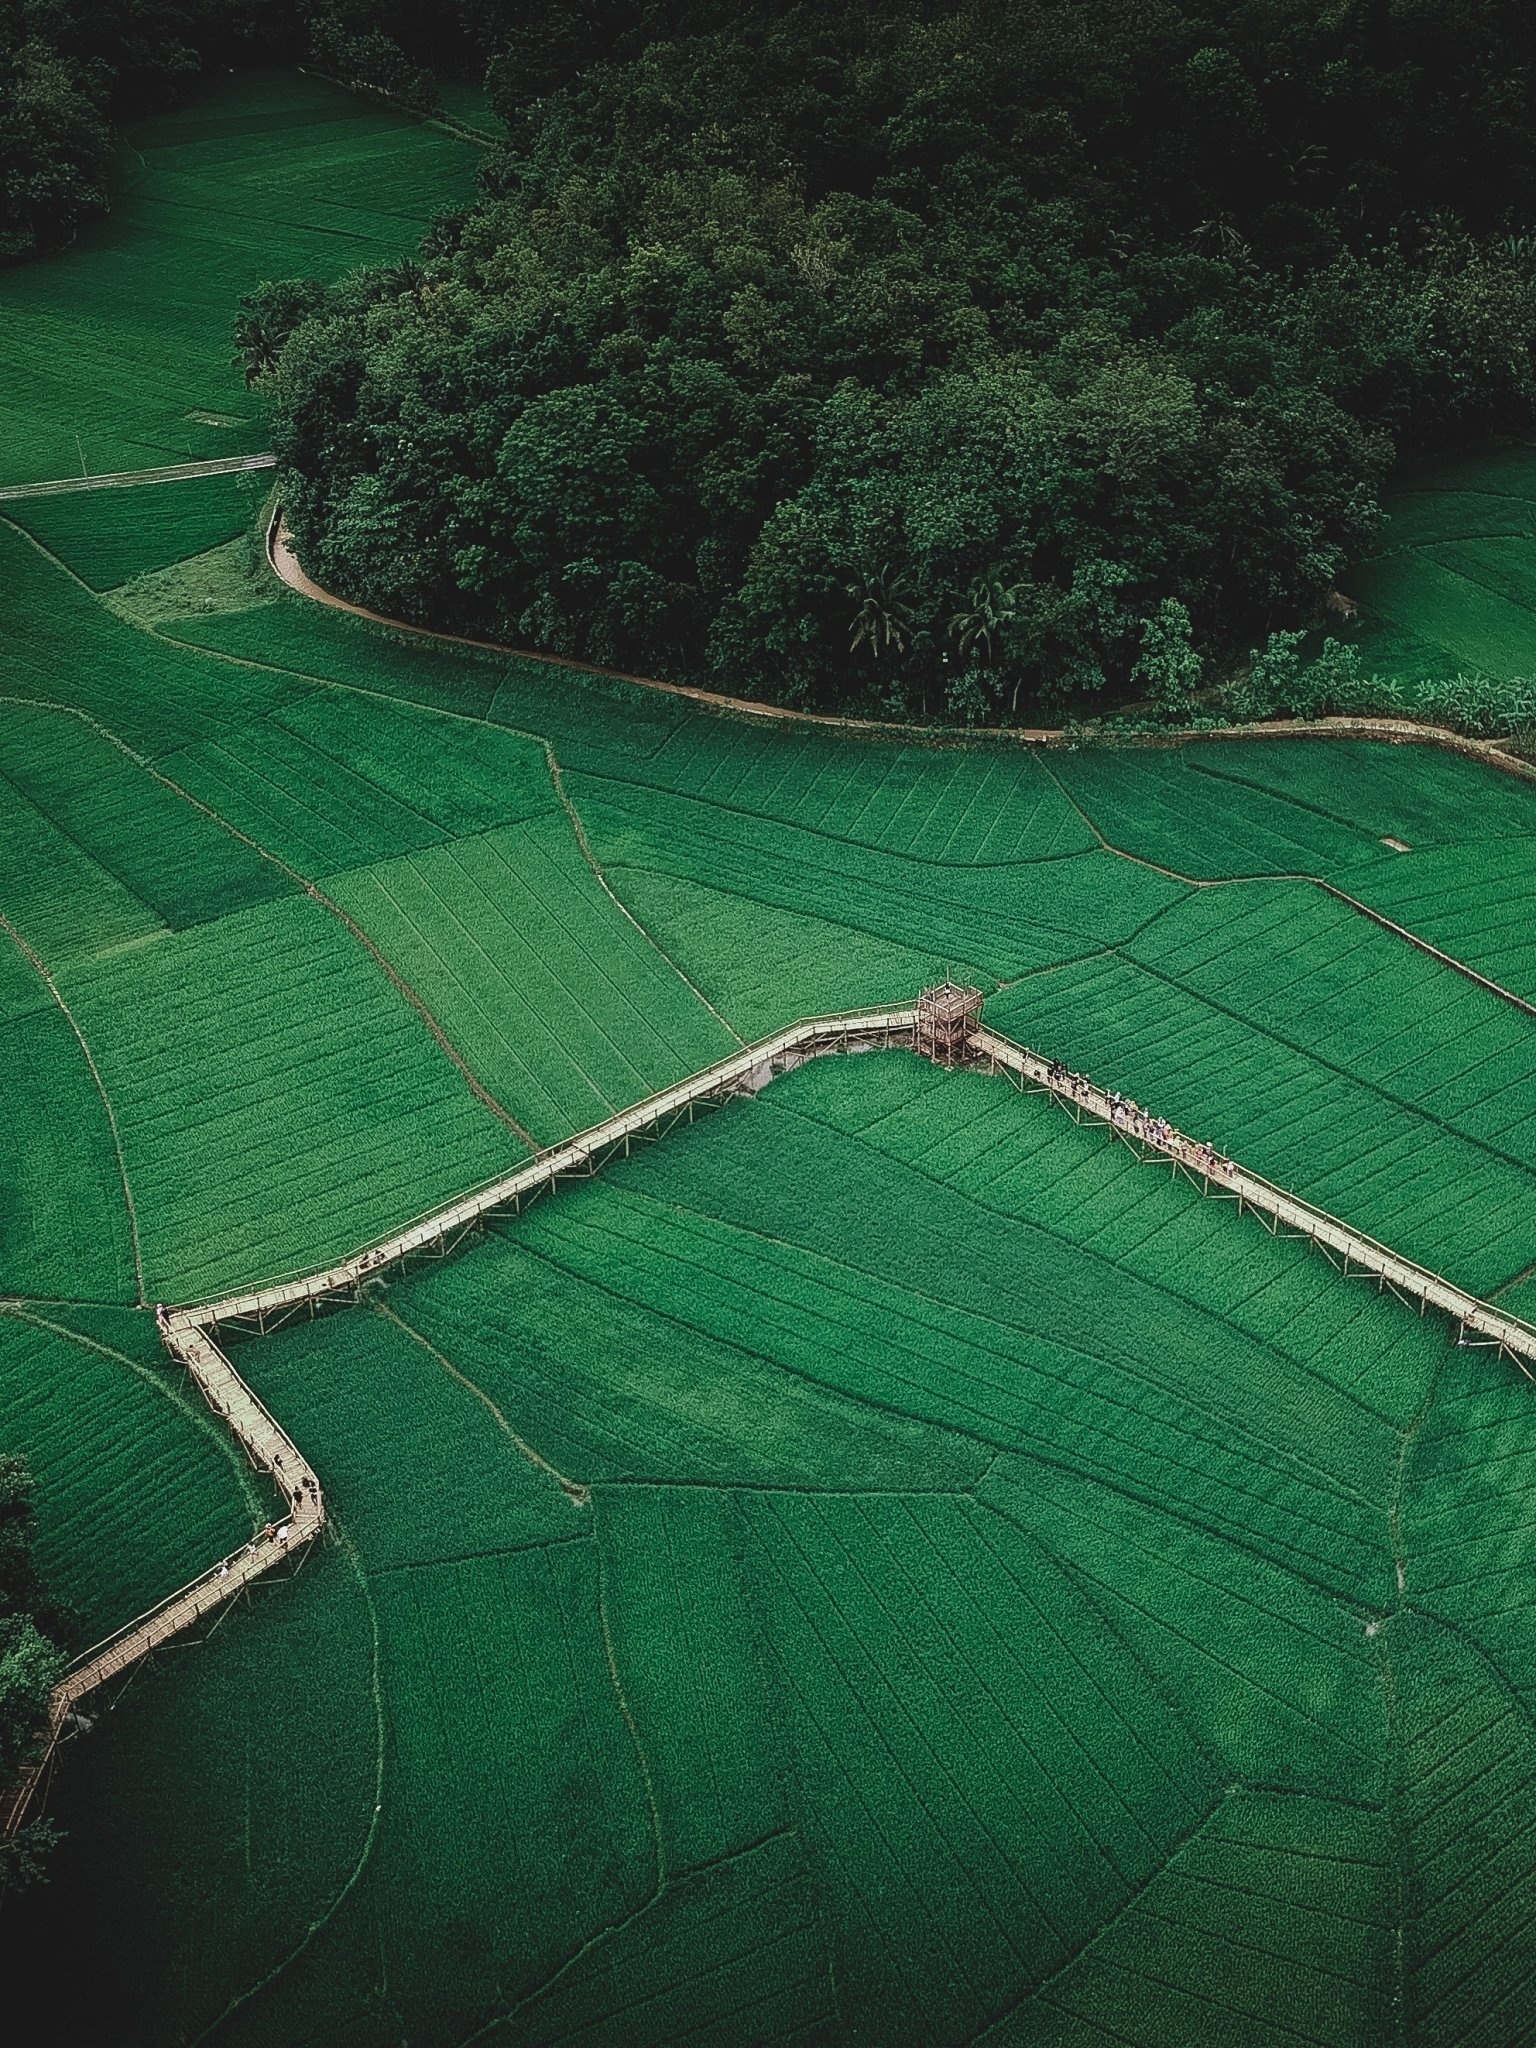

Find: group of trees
<box><xmin>0</xmin><ymin>1454</ymin><xmax>64</xmax><ymax>1889</ymax></box>
<box><xmin>240</xmin><ymin>0</ymin><xmax>1536</xmax><ymax>721</ymax></box>
<box><xmin>14</xmin><ymin>1</ymin><xmax>1536</xmax><ymax>718</ymax></box>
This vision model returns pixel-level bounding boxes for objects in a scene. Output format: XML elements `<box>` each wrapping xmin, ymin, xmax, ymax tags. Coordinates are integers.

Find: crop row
<box><xmin>508</xmin><ymin>1114</ymin><xmax>1402</xmax><ymax>1595</ymax></box>
<box><xmin>0</xmin><ymin>1003</ymin><xmax>138</xmax><ymax>1302</ymax></box>
<box><xmin>55</xmin><ymin>894</ymin><xmax>520</xmax><ymax>1301</ymax></box>
<box><xmin>9</xmin><ymin>471</ymin><xmax>252</xmax><ymax>590</ymax></box>
<box><xmin>996</xmin><ymin>943</ymin><xmax>1536</xmax><ymax>1296</ymax></box>
<box><xmin>577</xmin><ymin>772</ymin><xmax>1184</xmax><ymax>990</ymax></box>
<box><xmin>739</xmin><ymin>1486</ymin><xmax>1216</xmax><ymax>2040</ymax></box>
<box><xmin>1025</xmin><ymin>1787</ymin><xmax>1392</xmax><ymax>2044</ymax></box>
<box><xmin>2</xmin><ymin>700</ymin><xmax>291</xmax><ymax>941</ymax></box>
<box><xmin>327</xmin><ymin>813</ymin><xmax>736</xmax><ymax>1143</ymax></box>
<box><xmin>628</xmin><ymin>714</ymin><xmax>1096</xmax><ymax>865</ymax></box>
<box><xmin>0</xmin><ymin>1306</ymin><xmax>254</xmax><ymax>1641</ymax></box>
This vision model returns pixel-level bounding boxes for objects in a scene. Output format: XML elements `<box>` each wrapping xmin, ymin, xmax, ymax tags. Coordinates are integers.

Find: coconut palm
<box><xmin>847</xmin><ymin>564</ymin><xmax>915</xmax><ymax>661</ymax></box>
<box><xmin>947</xmin><ymin>571</ymin><xmax>1027</xmax><ymax>663</ymax></box>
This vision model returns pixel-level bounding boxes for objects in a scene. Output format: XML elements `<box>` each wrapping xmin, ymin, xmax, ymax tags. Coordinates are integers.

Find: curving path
<box><xmin>10</xmin><ymin>993</ymin><xmax>1536</xmax><ymax>1838</ymax></box>
<box><xmin>267</xmin><ymin>513</ymin><xmax>1536</xmax><ymax>778</ymax></box>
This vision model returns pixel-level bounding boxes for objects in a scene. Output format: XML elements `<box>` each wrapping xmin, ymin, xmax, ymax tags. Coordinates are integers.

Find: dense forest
<box><xmin>13</xmin><ymin>4</ymin><xmax>1536</xmax><ymax>718</ymax></box>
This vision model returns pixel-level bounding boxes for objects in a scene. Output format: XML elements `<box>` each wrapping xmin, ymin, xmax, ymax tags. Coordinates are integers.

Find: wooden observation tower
<box><xmin>916</xmin><ymin>982</ymin><xmax>984</xmax><ymax>1066</ymax></box>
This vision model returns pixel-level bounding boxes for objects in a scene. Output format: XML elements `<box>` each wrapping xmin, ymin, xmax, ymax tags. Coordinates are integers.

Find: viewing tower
<box><xmin>916</xmin><ymin>982</ymin><xmax>984</xmax><ymax>1066</ymax></box>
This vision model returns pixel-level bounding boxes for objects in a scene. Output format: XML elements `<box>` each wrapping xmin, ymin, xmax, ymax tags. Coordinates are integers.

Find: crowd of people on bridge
<box><xmin>1040</xmin><ymin>1059</ymin><xmax>1227</xmax><ymax>1176</ymax></box>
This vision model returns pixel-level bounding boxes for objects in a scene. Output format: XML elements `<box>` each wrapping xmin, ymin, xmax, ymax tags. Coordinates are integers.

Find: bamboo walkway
<box><xmin>10</xmin><ymin>993</ymin><xmax>1536</xmax><ymax>1838</ymax></box>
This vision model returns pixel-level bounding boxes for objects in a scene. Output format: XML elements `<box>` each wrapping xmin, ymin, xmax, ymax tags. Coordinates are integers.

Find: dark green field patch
<box><xmin>0</xmin><ymin>1306</ymin><xmax>258</xmax><ymax>1640</ymax></box>
<box><xmin>7</xmin><ymin>472</ymin><xmax>257</xmax><ymax>589</ymax></box>
<box><xmin>1</xmin><ymin>702</ymin><xmax>293</xmax><ymax>933</ymax></box>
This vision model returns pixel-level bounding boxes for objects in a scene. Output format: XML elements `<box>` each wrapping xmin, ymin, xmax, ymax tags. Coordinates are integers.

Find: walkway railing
<box><xmin>10</xmin><ymin>993</ymin><xmax>1536</xmax><ymax>1837</ymax></box>
<box><xmin>172</xmin><ymin>1005</ymin><xmax>919</xmax><ymax>1334</ymax></box>
<box><xmin>971</xmin><ymin>1026</ymin><xmax>1536</xmax><ymax>1366</ymax></box>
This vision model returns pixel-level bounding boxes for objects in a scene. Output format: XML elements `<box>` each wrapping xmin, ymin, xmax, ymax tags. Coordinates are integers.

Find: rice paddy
<box><xmin>6</xmin><ymin>73</ymin><xmax>1536</xmax><ymax>2048</ymax></box>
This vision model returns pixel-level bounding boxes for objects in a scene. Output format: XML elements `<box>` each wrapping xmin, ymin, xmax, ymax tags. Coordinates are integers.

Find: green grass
<box><xmin>5</xmin><ymin>470</ymin><xmax>261</xmax><ymax>588</ymax></box>
<box><xmin>19</xmin><ymin>1055</ymin><xmax>1516</xmax><ymax>2043</ymax></box>
<box><xmin>0</xmin><ymin>71</ymin><xmax>480</xmax><ymax>487</ymax></box>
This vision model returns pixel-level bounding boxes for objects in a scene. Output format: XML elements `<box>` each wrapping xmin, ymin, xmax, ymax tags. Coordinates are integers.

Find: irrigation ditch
<box><xmin>8</xmin><ymin>985</ymin><xmax>1536</xmax><ymax>1841</ymax></box>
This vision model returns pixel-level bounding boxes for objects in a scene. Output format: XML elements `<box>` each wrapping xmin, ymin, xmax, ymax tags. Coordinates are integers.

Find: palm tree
<box><xmin>847</xmin><ymin>564</ymin><xmax>914</xmax><ymax>661</ymax></box>
<box><xmin>948</xmin><ymin>571</ymin><xmax>1026</xmax><ymax>663</ymax></box>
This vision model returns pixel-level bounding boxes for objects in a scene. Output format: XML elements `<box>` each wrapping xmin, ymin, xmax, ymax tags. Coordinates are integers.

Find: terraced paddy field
<box><xmin>8</xmin><ymin>83</ymin><xmax>1536</xmax><ymax>2043</ymax></box>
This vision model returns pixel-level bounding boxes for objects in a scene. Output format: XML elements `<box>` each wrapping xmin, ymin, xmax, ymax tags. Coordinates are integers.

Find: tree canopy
<box><xmin>245</xmin><ymin>0</ymin><xmax>1536</xmax><ymax>720</ymax></box>
<box><xmin>0</xmin><ymin>1452</ymin><xmax>66</xmax><ymax>1888</ymax></box>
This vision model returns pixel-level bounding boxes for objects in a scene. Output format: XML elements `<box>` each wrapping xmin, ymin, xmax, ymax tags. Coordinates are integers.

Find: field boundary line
<box><xmin>12</xmin><ymin>994</ymin><xmax>1536</xmax><ymax>1840</ymax></box>
<box><xmin>0</xmin><ymin>454</ymin><xmax>275</xmax><ymax>501</ymax></box>
<box><xmin>266</xmin><ymin>510</ymin><xmax>1536</xmax><ymax>778</ymax></box>
<box><xmin>0</xmin><ymin>909</ymin><xmax>145</xmax><ymax>1304</ymax></box>
<box><xmin>0</xmin><ymin>674</ymin><xmax>539</xmax><ymax>1152</ymax></box>
<box><xmin>1036</xmin><ymin>754</ymin><xmax>1536</xmax><ymax>1022</ymax></box>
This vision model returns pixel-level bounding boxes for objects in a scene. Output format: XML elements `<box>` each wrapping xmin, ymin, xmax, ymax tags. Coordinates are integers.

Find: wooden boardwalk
<box><xmin>2</xmin><ymin>1322</ymin><xmax>323</xmax><ymax>1835</ymax></box>
<box><xmin>11</xmin><ymin>991</ymin><xmax>1536</xmax><ymax>1835</ymax></box>
<box><xmin>173</xmin><ymin>1005</ymin><xmax>921</xmax><ymax>1335</ymax></box>
<box><xmin>970</xmin><ymin>1026</ymin><xmax>1536</xmax><ymax>1366</ymax></box>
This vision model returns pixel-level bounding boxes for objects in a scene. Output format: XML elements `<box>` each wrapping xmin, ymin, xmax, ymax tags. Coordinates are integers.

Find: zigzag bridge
<box><xmin>8</xmin><ymin>986</ymin><xmax>1536</xmax><ymax>1836</ymax></box>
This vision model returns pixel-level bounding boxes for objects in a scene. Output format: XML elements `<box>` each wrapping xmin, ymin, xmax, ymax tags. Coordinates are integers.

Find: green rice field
<box><xmin>8</xmin><ymin>70</ymin><xmax>1536</xmax><ymax>2048</ymax></box>
<box><xmin>0</xmin><ymin>71</ymin><xmax>481</xmax><ymax>487</ymax></box>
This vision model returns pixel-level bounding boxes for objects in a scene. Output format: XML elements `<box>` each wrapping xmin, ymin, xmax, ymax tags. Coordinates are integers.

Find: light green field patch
<box><xmin>607</xmin><ymin>861</ymin><xmax>984</xmax><ymax>1034</ymax></box>
<box><xmin>575</xmin><ymin>774</ymin><xmax>1183</xmax><ymax>981</ymax></box>
<box><xmin>1050</xmin><ymin>744</ymin><xmax>1388</xmax><ymax>877</ymax></box>
<box><xmin>1341</xmin><ymin>837</ymin><xmax>1536</xmax><ymax>1001</ymax></box>
<box><xmin>1179</xmin><ymin>737</ymin><xmax>1536</xmax><ymax>853</ymax></box>
<box><xmin>0</xmin><ymin>521</ymin><xmax>305</xmax><ymax>755</ymax></box>
<box><xmin>325</xmin><ymin>814</ymin><xmax>736</xmax><ymax>1141</ymax></box>
<box><xmin>0</xmin><ymin>1002</ymin><xmax>139</xmax><ymax>1302</ymax></box>
<box><xmin>626</xmin><ymin>714</ymin><xmax>1097</xmax><ymax>862</ymax></box>
<box><xmin>55</xmin><ymin>893</ymin><xmax>522</xmax><ymax>1301</ymax></box>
